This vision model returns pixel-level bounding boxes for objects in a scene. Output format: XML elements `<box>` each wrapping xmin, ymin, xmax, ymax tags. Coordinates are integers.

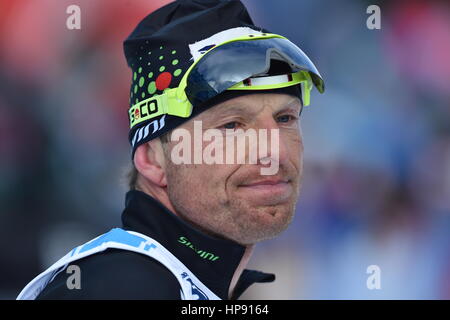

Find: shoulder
<box><xmin>36</xmin><ymin>248</ymin><xmax>181</xmax><ymax>300</ymax></box>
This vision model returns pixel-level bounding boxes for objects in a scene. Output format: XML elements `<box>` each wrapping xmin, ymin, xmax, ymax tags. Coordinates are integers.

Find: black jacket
<box><xmin>36</xmin><ymin>190</ymin><xmax>275</xmax><ymax>299</ymax></box>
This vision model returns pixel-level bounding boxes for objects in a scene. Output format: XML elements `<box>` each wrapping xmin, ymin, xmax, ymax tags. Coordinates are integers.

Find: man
<box><xmin>17</xmin><ymin>0</ymin><xmax>324</xmax><ymax>300</ymax></box>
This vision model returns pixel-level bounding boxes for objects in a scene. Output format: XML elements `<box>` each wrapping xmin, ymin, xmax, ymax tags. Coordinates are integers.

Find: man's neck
<box><xmin>137</xmin><ymin>183</ymin><xmax>255</xmax><ymax>299</ymax></box>
<box><xmin>229</xmin><ymin>244</ymin><xmax>254</xmax><ymax>299</ymax></box>
<box><xmin>136</xmin><ymin>182</ymin><xmax>177</xmax><ymax>214</ymax></box>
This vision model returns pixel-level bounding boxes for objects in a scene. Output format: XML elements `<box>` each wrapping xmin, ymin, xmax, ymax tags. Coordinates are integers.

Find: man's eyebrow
<box><xmin>206</xmin><ymin>97</ymin><xmax>302</xmax><ymax>121</ymax></box>
<box><xmin>274</xmin><ymin>98</ymin><xmax>302</xmax><ymax>114</ymax></box>
<box><xmin>208</xmin><ymin>104</ymin><xmax>255</xmax><ymax>119</ymax></box>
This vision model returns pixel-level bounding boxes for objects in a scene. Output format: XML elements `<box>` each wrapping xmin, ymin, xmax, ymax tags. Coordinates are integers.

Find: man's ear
<box><xmin>133</xmin><ymin>138</ymin><xmax>167</xmax><ymax>187</ymax></box>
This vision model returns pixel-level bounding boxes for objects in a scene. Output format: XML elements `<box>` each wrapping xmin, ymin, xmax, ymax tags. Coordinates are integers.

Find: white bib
<box><xmin>17</xmin><ymin>228</ymin><xmax>220</xmax><ymax>300</ymax></box>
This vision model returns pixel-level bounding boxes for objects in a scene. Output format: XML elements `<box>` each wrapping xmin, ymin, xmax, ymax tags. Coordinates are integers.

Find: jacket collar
<box><xmin>121</xmin><ymin>190</ymin><xmax>274</xmax><ymax>299</ymax></box>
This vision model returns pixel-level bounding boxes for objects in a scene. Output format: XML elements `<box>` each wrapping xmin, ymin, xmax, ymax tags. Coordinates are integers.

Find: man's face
<box><xmin>163</xmin><ymin>93</ymin><xmax>304</xmax><ymax>245</ymax></box>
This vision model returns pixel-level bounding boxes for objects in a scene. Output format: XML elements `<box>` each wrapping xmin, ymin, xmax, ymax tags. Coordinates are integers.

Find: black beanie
<box><xmin>124</xmin><ymin>0</ymin><xmax>302</xmax><ymax>157</ymax></box>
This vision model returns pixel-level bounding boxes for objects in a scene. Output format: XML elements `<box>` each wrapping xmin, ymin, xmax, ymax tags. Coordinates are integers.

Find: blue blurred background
<box><xmin>1</xmin><ymin>0</ymin><xmax>449</xmax><ymax>299</ymax></box>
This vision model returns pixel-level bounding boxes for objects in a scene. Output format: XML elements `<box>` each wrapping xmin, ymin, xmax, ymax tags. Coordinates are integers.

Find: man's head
<box><xmin>123</xmin><ymin>0</ymin><xmax>324</xmax><ymax>246</ymax></box>
<box><xmin>133</xmin><ymin>92</ymin><xmax>303</xmax><ymax>245</ymax></box>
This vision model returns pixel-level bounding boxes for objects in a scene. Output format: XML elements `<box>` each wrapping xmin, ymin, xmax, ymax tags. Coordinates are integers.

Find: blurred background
<box><xmin>0</xmin><ymin>0</ymin><xmax>449</xmax><ymax>299</ymax></box>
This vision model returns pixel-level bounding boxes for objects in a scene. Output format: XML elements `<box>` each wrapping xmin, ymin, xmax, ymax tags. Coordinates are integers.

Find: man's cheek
<box><xmin>288</xmin><ymin>138</ymin><xmax>303</xmax><ymax>165</ymax></box>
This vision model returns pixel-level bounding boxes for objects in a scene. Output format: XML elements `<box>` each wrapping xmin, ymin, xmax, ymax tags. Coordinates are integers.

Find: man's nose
<box><xmin>253</xmin><ymin>116</ymin><xmax>290</xmax><ymax>168</ymax></box>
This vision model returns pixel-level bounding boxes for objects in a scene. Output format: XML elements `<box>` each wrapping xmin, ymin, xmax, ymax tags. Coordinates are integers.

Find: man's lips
<box><xmin>240</xmin><ymin>179</ymin><xmax>290</xmax><ymax>187</ymax></box>
<box><xmin>237</xmin><ymin>179</ymin><xmax>292</xmax><ymax>204</ymax></box>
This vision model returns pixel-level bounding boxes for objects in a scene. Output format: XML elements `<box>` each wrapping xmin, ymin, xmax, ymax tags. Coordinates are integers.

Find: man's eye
<box><xmin>277</xmin><ymin>115</ymin><xmax>297</xmax><ymax>123</ymax></box>
<box><xmin>221</xmin><ymin>121</ymin><xmax>239</xmax><ymax>129</ymax></box>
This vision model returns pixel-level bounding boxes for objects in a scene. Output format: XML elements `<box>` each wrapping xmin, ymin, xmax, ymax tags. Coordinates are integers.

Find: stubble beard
<box><xmin>165</xmin><ymin>165</ymin><xmax>300</xmax><ymax>246</ymax></box>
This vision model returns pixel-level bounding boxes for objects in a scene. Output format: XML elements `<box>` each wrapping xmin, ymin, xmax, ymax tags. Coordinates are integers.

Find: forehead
<box><xmin>200</xmin><ymin>93</ymin><xmax>302</xmax><ymax>119</ymax></box>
